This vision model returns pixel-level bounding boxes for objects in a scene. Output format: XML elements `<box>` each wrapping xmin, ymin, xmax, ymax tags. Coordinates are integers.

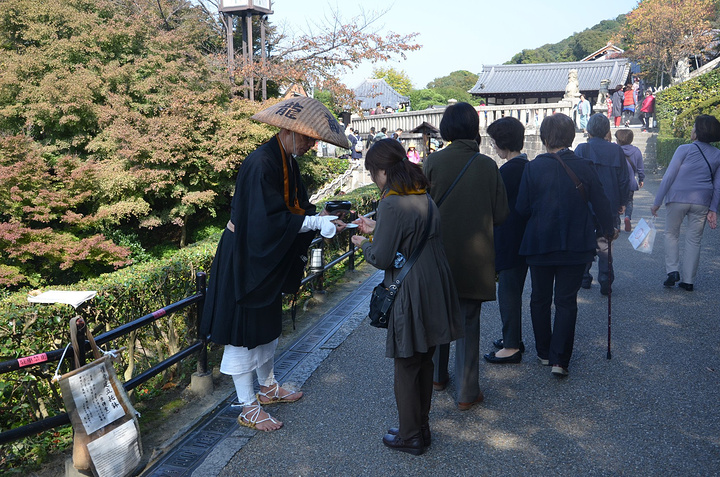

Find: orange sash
<box><xmin>277</xmin><ymin>135</ymin><xmax>306</xmax><ymax>215</ymax></box>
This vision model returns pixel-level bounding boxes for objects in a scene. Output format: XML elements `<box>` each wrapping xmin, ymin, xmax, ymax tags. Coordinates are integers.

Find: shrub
<box><xmin>0</xmin><ymin>185</ymin><xmax>378</xmax><ymax>474</ymax></box>
<box><xmin>653</xmin><ymin>69</ymin><xmax>720</xmax><ymax>166</ymax></box>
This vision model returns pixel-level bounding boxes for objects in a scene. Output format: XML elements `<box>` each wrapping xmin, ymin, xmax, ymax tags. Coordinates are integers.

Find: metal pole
<box><xmin>348</xmin><ymin>230</ymin><xmax>356</xmax><ymax>271</ymax></box>
<box><xmin>196</xmin><ymin>272</ymin><xmax>208</xmax><ymax>375</ymax></box>
<box><xmin>607</xmin><ymin>241</ymin><xmax>613</xmax><ymax>360</ymax></box>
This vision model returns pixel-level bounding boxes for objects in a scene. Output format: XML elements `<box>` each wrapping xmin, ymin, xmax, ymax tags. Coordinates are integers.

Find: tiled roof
<box><xmin>354</xmin><ymin>78</ymin><xmax>410</xmax><ymax>110</ymax></box>
<box><xmin>469</xmin><ymin>59</ymin><xmax>631</xmax><ymax>95</ymax></box>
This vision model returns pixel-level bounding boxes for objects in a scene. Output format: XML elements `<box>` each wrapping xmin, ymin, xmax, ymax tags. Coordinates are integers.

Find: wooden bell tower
<box><xmin>219</xmin><ymin>0</ymin><xmax>273</xmax><ymax>100</ymax></box>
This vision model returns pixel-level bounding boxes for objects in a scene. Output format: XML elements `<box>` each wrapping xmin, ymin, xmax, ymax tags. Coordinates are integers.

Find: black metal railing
<box><xmin>0</xmin><ymin>272</ymin><xmax>208</xmax><ymax>446</ymax></box>
<box><xmin>0</xmin><ymin>210</ymin><xmax>374</xmax><ymax>446</ymax></box>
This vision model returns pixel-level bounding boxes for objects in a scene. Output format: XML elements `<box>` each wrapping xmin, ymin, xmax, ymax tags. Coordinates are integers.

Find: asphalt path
<box><xmin>217</xmin><ymin>173</ymin><xmax>720</xmax><ymax>476</ymax></box>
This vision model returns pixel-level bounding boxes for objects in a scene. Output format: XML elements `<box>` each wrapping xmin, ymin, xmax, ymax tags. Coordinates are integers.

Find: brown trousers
<box><xmin>394</xmin><ymin>346</ymin><xmax>436</xmax><ymax>440</ymax></box>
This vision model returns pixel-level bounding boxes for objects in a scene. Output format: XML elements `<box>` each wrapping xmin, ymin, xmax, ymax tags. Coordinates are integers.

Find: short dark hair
<box><xmin>694</xmin><ymin>114</ymin><xmax>720</xmax><ymax>143</ymax></box>
<box><xmin>539</xmin><ymin>113</ymin><xmax>575</xmax><ymax>149</ymax></box>
<box><xmin>615</xmin><ymin>128</ymin><xmax>634</xmax><ymax>146</ymax></box>
<box><xmin>381</xmin><ymin>127</ymin><xmax>387</xmax><ymax>133</ymax></box>
<box><xmin>365</xmin><ymin>139</ymin><xmax>429</xmax><ymax>192</ymax></box>
<box><xmin>487</xmin><ymin>117</ymin><xmax>525</xmax><ymax>152</ymax></box>
<box><xmin>586</xmin><ymin>113</ymin><xmax>610</xmax><ymax>139</ymax></box>
<box><xmin>440</xmin><ymin>102</ymin><xmax>479</xmax><ymax>141</ymax></box>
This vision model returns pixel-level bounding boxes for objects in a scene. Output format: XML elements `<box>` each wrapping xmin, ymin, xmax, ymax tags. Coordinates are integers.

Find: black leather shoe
<box><xmin>678</xmin><ymin>282</ymin><xmax>694</xmax><ymax>291</ymax></box>
<box><xmin>664</xmin><ymin>271</ymin><xmax>680</xmax><ymax>287</ymax></box>
<box><xmin>387</xmin><ymin>425</ymin><xmax>431</xmax><ymax>447</ymax></box>
<box><xmin>600</xmin><ymin>281</ymin><xmax>611</xmax><ymax>296</ymax></box>
<box><xmin>382</xmin><ymin>432</ymin><xmax>424</xmax><ymax>455</ymax></box>
<box><xmin>492</xmin><ymin>339</ymin><xmax>525</xmax><ymax>353</ymax></box>
<box><xmin>484</xmin><ymin>350</ymin><xmax>522</xmax><ymax>364</ymax></box>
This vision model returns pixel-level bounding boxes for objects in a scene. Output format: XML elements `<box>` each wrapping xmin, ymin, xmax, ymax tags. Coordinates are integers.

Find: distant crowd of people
<box><xmin>607</xmin><ymin>78</ymin><xmax>656</xmax><ymax>131</ymax></box>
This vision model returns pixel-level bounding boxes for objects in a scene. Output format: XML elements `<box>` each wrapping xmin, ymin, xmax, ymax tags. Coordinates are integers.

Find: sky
<box><xmin>267</xmin><ymin>0</ymin><xmax>640</xmax><ymax>90</ymax></box>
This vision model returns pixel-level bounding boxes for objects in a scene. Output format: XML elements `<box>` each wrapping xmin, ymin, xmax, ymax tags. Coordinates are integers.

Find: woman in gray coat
<box><xmin>352</xmin><ymin>139</ymin><xmax>463</xmax><ymax>456</ymax></box>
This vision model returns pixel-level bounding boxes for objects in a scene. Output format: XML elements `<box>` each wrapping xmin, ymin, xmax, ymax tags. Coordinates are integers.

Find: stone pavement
<box><xmin>144</xmin><ymin>173</ymin><xmax>720</xmax><ymax>476</ymax></box>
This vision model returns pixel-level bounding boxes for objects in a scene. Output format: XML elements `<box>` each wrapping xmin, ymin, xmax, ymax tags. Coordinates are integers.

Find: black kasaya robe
<box><xmin>200</xmin><ymin>136</ymin><xmax>316</xmax><ymax>348</ymax></box>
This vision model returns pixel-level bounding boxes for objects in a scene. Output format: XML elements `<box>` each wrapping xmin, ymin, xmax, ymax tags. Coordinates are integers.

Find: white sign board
<box><xmin>68</xmin><ymin>363</ymin><xmax>125</xmax><ymax>435</ymax></box>
<box><xmin>86</xmin><ymin>420</ymin><xmax>142</xmax><ymax>477</ymax></box>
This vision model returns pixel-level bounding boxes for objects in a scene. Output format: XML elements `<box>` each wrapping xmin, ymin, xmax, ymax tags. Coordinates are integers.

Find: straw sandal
<box><xmin>257</xmin><ymin>383</ymin><xmax>303</xmax><ymax>404</ymax></box>
<box><xmin>237</xmin><ymin>403</ymin><xmax>282</xmax><ymax>432</ymax></box>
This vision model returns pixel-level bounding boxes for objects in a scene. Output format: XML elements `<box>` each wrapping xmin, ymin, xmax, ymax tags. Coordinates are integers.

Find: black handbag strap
<box><xmin>436</xmin><ymin>153</ymin><xmax>480</xmax><ymax>207</ymax></box>
<box><xmin>694</xmin><ymin>143</ymin><xmax>713</xmax><ymax>177</ymax></box>
<box><xmin>385</xmin><ymin>194</ymin><xmax>433</xmax><ymax>297</ymax></box>
<box><xmin>552</xmin><ymin>152</ymin><xmax>588</xmax><ymax>203</ymax></box>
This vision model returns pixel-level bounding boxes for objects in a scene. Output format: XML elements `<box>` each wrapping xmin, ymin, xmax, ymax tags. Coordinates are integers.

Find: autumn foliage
<box><xmin>0</xmin><ymin>0</ymin><xmax>420</xmax><ymax>290</ymax></box>
<box><xmin>0</xmin><ymin>0</ymin><xmax>272</xmax><ymax>289</ymax></box>
<box><xmin>621</xmin><ymin>0</ymin><xmax>718</xmax><ymax>84</ymax></box>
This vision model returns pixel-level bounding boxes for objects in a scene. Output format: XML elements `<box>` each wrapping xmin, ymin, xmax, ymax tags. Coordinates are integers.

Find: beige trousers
<box><xmin>664</xmin><ymin>202</ymin><xmax>708</xmax><ymax>284</ymax></box>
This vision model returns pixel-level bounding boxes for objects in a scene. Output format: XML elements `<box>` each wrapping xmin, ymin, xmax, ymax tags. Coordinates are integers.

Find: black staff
<box><xmin>607</xmin><ymin>241</ymin><xmax>613</xmax><ymax>360</ymax></box>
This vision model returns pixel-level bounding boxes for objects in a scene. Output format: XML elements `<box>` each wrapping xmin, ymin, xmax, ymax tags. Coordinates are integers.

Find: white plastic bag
<box><xmin>629</xmin><ymin>218</ymin><xmax>651</xmax><ymax>249</ymax></box>
<box><xmin>629</xmin><ymin>217</ymin><xmax>656</xmax><ymax>254</ymax></box>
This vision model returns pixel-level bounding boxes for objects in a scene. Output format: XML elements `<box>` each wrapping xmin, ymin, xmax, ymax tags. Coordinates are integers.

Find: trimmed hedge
<box><xmin>655</xmin><ymin>68</ymin><xmax>720</xmax><ymax>166</ymax></box>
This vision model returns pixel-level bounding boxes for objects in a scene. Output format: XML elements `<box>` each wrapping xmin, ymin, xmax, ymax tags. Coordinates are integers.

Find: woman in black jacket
<box><xmin>516</xmin><ymin>113</ymin><xmax>615</xmax><ymax>377</ymax></box>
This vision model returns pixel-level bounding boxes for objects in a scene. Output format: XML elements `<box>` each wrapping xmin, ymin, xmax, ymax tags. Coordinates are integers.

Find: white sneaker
<box><xmin>551</xmin><ymin>365</ymin><xmax>569</xmax><ymax>377</ymax></box>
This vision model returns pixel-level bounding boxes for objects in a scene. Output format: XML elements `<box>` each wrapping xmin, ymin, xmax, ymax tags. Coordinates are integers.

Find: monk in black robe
<box><xmin>200</xmin><ymin>97</ymin><xmax>349</xmax><ymax>431</ymax></box>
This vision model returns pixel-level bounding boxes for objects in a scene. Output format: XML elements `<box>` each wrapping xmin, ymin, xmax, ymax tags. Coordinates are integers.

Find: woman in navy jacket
<box><xmin>516</xmin><ymin>113</ymin><xmax>615</xmax><ymax>377</ymax></box>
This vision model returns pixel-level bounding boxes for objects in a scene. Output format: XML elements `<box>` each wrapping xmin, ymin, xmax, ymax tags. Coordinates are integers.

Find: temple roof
<box><xmin>469</xmin><ymin>59</ymin><xmax>631</xmax><ymax>96</ymax></box>
<box><xmin>354</xmin><ymin>78</ymin><xmax>410</xmax><ymax>110</ymax></box>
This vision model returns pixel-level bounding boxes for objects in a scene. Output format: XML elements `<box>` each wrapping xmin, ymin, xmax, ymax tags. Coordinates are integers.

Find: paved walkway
<box><xmin>144</xmin><ymin>173</ymin><xmax>720</xmax><ymax>476</ymax></box>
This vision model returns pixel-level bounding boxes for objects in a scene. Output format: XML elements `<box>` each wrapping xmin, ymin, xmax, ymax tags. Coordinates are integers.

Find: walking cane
<box><xmin>607</xmin><ymin>239</ymin><xmax>613</xmax><ymax>360</ymax></box>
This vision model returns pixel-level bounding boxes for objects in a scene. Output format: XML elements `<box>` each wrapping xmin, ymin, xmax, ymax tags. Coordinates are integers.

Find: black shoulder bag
<box><xmin>368</xmin><ymin>194</ymin><xmax>433</xmax><ymax>328</ymax></box>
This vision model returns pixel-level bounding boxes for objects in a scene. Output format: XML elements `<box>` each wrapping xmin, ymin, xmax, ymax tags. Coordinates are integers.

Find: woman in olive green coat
<box><xmin>424</xmin><ymin>102</ymin><xmax>509</xmax><ymax>409</ymax></box>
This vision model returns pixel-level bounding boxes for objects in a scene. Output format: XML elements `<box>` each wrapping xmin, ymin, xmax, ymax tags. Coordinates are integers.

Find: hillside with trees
<box><xmin>508</xmin><ymin>16</ymin><xmax>626</xmax><ymax>64</ymax></box>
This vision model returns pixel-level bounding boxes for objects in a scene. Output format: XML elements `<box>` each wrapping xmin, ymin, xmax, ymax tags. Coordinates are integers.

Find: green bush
<box><xmin>0</xmin><ymin>185</ymin><xmax>378</xmax><ymax>474</ymax></box>
<box><xmin>656</xmin><ymin>68</ymin><xmax>720</xmax><ymax>139</ymax></box>
<box><xmin>653</xmin><ymin>69</ymin><xmax>720</xmax><ymax>167</ymax></box>
<box><xmin>299</xmin><ymin>151</ymin><xmax>350</xmax><ymax>194</ymax></box>
<box><xmin>656</xmin><ymin>137</ymin><xmax>690</xmax><ymax>168</ymax></box>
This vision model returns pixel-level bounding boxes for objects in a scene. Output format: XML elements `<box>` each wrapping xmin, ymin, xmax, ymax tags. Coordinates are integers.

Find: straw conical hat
<box><xmin>251</xmin><ymin>96</ymin><xmax>350</xmax><ymax>149</ymax></box>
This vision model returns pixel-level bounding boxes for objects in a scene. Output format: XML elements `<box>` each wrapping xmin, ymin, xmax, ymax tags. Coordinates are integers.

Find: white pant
<box><xmin>231</xmin><ymin>358</ymin><xmax>276</xmax><ymax>406</ymax></box>
<box><xmin>664</xmin><ymin>202</ymin><xmax>708</xmax><ymax>284</ymax></box>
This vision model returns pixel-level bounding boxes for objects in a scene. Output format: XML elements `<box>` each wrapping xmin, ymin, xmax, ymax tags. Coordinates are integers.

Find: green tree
<box><xmin>372</xmin><ymin>66</ymin><xmax>414</xmax><ymax>97</ymax></box>
<box><xmin>427</xmin><ymin>70</ymin><xmax>478</xmax><ymax>90</ymax></box>
<box><xmin>423</xmin><ymin>70</ymin><xmax>480</xmax><ymax>105</ymax></box>
<box><xmin>408</xmin><ymin>89</ymin><xmax>446</xmax><ymax>111</ymax></box>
